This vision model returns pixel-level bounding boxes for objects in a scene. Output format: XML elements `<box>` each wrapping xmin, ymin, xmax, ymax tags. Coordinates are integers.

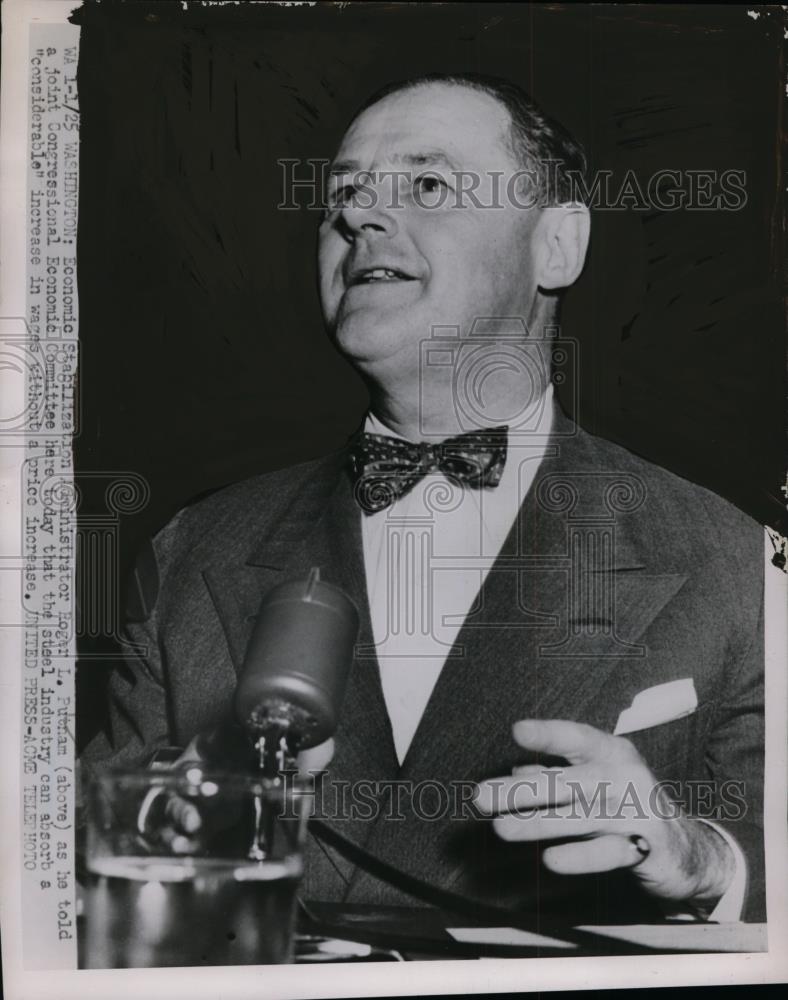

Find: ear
<box><xmin>533</xmin><ymin>205</ymin><xmax>591</xmax><ymax>291</ymax></box>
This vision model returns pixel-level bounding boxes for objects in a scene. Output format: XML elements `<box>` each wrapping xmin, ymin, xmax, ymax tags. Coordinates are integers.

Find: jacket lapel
<box><xmin>200</xmin><ymin>453</ymin><xmax>398</xmax><ymax>895</ymax></box>
<box><xmin>399</xmin><ymin>408</ymin><xmax>688</xmax><ymax>778</ymax></box>
<box><xmin>312</xmin><ymin>475</ymin><xmax>399</xmax><ymax>791</ymax></box>
<box><xmin>202</xmin><ymin>455</ymin><xmax>396</xmax><ymax>781</ymax></box>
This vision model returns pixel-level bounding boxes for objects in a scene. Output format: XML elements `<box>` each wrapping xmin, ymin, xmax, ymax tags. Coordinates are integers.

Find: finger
<box><xmin>297</xmin><ymin>738</ymin><xmax>335</xmax><ymax>775</ymax></box>
<box><xmin>158</xmin><ymin>824</ymin><xmax>201</xmax><ymax>855</ymax></box>
<box><xmin>165</xmin><ymin>795</ymin><xmax>202</xmax><ymax>834</ymax></box>
<box><xmin>512</xmin><ymin>719</ymin><xmax>623</xmax><ymax>765</ymax></box>
<box><xmin>492</xmin><ymin>804</ymin><xmax>597</xmax><ymax>842</ymax></box>
<box><xmin>474</xmin><ymin>766</ymin><xmax>589</xmax><ymax>815</ymax></box>
<box><xmin>542</xmin><ymin>834</ymin><xmax>650</xmax><ymax>875</ymax></box>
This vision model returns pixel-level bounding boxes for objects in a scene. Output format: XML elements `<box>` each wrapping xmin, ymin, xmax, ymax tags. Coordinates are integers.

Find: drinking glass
<box><xmin>82</xmin><ymin>767</ymin><xmax>310</xmax><ymax>968</ymax></box>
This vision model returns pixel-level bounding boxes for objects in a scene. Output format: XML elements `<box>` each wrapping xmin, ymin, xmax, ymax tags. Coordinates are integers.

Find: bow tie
<box><xmin>349</xmin><ymin>426</ymin><xmax>508</xmax><ymax>514</ymax></box>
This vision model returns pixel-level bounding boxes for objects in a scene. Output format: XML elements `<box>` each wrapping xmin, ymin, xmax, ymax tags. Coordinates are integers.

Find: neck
<box><xmin>364</xmin><ymin>313</ymin><xmax>558</xmax><ymax>442</ymax></box>
<box><xmin>365</xmin><ymin>360</ymin><xmax>551</xmax><ymax>442</ymax></box>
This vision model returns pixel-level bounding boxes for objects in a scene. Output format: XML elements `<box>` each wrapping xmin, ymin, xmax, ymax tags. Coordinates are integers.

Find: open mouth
<box><xmin>348</xmin><ymin>267</ymin><xmax>417</xmax><ymax>286</ymax></box>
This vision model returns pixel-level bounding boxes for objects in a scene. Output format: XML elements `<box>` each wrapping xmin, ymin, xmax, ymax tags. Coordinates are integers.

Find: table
<box><xmin>296</xmin><ymin>903</ymin><xmax>768</xmax><ymax>961</ymax></box>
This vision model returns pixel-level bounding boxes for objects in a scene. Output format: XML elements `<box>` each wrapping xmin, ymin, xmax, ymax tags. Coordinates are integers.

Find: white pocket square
<box><xmin>613</xmin><ymin>678</ymin><xmax>698</xmax><ymax>736</ymax></box>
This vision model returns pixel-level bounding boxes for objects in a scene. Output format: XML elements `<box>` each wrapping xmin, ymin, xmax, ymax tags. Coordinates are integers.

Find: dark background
<box><xmin>72</xmin><ymin>1</ymin><xmax>786</xmax><ymax>747</ymax></box>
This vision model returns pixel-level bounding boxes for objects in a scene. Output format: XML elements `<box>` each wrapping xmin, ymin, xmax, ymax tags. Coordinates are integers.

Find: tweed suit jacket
<box><xmin>81</xmin><ymin>406</ymin><xmax>765</xmax><ymax>924</ymax></box>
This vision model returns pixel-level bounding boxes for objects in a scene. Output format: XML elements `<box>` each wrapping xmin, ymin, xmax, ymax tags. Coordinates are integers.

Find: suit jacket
<box><xmin>81</xmin><ymin>406</ymin><xmax>765</xmax><ymax>923</ymax></box>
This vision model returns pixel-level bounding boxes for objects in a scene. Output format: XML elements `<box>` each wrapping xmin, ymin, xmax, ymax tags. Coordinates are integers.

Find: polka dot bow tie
<box><xmin>348</xmin><ymin>426</ymin><xmax>508</xmax><ymax>514</ymax></box>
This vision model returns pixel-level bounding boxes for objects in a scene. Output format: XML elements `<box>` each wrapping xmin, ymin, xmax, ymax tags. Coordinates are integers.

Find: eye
<box><xmin>411</xmin><ymin>172</ymin><xmax>454</xmax><ymax>208</ymax></box>
<box><xmin>413</xmin><ymin>173</ymin><xmax>446</xmax><ymax>195</ymax></box>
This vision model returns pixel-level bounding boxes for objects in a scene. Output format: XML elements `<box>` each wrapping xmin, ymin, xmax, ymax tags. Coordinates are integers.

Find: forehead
<box><xmin>334</xmin><ymin>83</ymin><xmax>516</xmax><ymax>172</ymax></box>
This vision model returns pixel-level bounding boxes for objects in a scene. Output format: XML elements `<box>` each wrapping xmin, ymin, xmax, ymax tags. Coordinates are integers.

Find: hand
<box><xmin>138</xmin><ymin>734</ymin><xmax>335</xmax><ymax>854</ymax></box>
<box><xmin>473</xmin><ymin>719</ymin><xmax>735</xmax><ymax>910</ymax></box>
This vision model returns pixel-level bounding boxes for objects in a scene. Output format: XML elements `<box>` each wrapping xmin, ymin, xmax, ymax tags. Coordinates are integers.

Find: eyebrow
<box><xmin>328</xmin><ymin>150</ymin><xmax>462</xmax><ymax>177</ymax></box>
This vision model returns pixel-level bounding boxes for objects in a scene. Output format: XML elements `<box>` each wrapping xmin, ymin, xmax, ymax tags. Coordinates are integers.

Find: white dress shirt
<box><xmin>361</xmin><ymin>385</ymin><xmax>554</xmax><ymax>764</ymax></box>
<box><xmin>359</xmin><ymin>383</ymin><xmax>744</xmax><ymax>920</ymax></box>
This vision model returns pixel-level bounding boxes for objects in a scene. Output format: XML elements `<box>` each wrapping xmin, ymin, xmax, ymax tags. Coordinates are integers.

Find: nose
<box><xmin>336</xmin><ymin>179</ymin><xmax>399</xmax><ymax>242</ymax></box>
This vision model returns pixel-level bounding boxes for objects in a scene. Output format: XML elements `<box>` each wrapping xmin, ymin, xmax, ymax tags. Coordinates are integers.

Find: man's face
<box><xmin>318</xmin><ymin>83</ymin><xmax>543</xmax><ymax>383</ymax></box>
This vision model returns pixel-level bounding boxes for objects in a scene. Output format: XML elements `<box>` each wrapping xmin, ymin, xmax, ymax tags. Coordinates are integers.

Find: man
<box><xmin>82</xmin><ymin>73</ymin><xmax>764</xmax><ymax>927</ymax></box>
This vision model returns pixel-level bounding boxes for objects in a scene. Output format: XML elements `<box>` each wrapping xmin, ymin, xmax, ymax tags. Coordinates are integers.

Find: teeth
<box><xmin>360</xmin><ymin>268</ymin><xmax>403</xmax><ymax>282</ymax></box>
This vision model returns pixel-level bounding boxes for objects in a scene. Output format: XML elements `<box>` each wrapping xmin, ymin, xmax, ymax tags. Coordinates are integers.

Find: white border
<box><xmin>1</xmin><ymin>1</ymin><xmax>786</xmax><ymax>996</ymax></box>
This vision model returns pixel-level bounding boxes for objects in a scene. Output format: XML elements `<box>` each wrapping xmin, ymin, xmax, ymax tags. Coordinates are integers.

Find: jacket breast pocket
<box><xmin>623</xmin><ymin>700</ymin><xmax>714</xmax><ymax>779</ymax></box>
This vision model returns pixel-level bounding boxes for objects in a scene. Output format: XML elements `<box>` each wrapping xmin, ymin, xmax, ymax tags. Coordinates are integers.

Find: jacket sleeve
<box><xmin>79</xmin><ymin>529</ymin><xmax>177</xmax><ymax>784</ymax></box>
<box><xmin>703</xmin><ymin>584</ymin><xmax>765</xmax><ymax>922</ymax></box>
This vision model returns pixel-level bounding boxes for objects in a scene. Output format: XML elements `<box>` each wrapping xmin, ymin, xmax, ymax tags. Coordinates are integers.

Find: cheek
<box><xmin>317</xmin><ymin>241</ymin><xmax>341</xmax><ymax>300</ymax></box>
<box><xmin>428</xmin><ymin>240</ymin><xmax>516</xmax><ymax>307</ymax></box>
<box><xmin>483</xmin><ymin>233</ymin><xmax>537</xmax><ymax>303</ymax></box>
<box><xmin>422</xmin><ymin>215</ymin><xmax>526</xmax><ymax>287</ymax></box>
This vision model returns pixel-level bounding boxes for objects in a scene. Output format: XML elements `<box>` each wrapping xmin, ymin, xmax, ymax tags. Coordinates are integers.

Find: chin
<box><xmin>332</xmin><ymin>311</ymin><xmax>413</xmax><ymax>367</ymax></box>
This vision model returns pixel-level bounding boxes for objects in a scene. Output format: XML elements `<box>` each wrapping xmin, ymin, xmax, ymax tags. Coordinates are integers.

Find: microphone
<box><xmin>233</xmin><ymin>567</ymin><xmax>359</xmax><ymax>773</ymax></box>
